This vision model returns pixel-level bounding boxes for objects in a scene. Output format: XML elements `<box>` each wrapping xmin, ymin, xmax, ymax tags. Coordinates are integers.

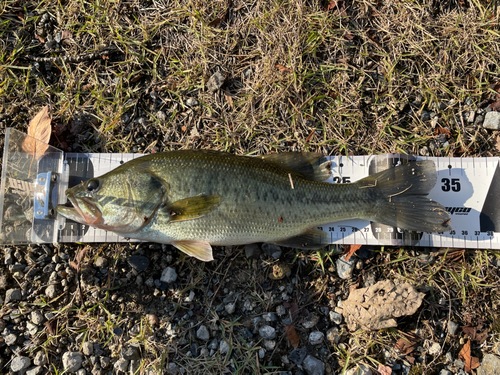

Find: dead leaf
<box><xmin>35</xmin><ymin>33</ymin><xmax>45</xmax><ymax>43</ymax></box>
<box><xmin>462</xmin><ymin>320</ymin><xmax>489</xmax><ymax>344</ymax></box>
<box><xmin>275</xmin><ymin>64</ymin><xmax>293</xmax><ymax>73</ymax></box>
<box><xmin>458</xmin><ymin>340</ymin><xmax>480</xmax><ymax>372</ymax></box>
<box><xmin>495</xmin><ymin>135</ymin><xmax>500</xmax><ymax>153</ymax></box>
<box><xmin>377</xmin><ymin>364</ymin><xmax>392</xmax><ymax>375</ymax></box>
<box><xmin>343</xmin><ymin>244</ymin><xmax>362</xmax><ymax>261</ymax></box>
<box><xmin>435</xmin><ymin>126</ymin><xmax>451</xmax><ymax>137</ymax></box>
<box><xmin>224</xmin><ymin>93</ymin><xmax>234</xmax><ymax>108</ymax></box>
<box><xmin>45</xmin><ymin>319</ymin><xmax>57</xmax><ymax>335</ymax></box>
<box><xmin>342</xmin><ymin>280</ymin><xmax>425</xmax><ymax>331</ymax></box>
<box><xmin>147</xmin><ymin>314</ymin><xmax>160</xmax><ymax>326</ymax></box>
<box><xmin>284</xmin><ymin>323</ymin><xmax>299</xmax><ymax>348</ymax></box>
<box><xmin>208</xmin><ymin>0</ymin><xmax>233</xmax><ymax>27</ymax></box>
<box><xmin>490</xmin><ymin>99</ymin><xmax>500</xmax><ymax>112</ymax></box>
<box><xmin>323</xmin><ymin>0</ymin><xmax>337</xmax><ymax>11</ymax></box>
<box><xmin>22</xmin><ymin>106</ymin><xmax>52</xmax><ymax>159</ymax></box>
<box><xmin>60</xmin><ymin>30</ymin><xmax>73</xmax><ymax>40</ymax></box>
<box><xmin>304</xmin><ymin>129</ymin><xmax>316</xmax><ymax>143</ymax></box>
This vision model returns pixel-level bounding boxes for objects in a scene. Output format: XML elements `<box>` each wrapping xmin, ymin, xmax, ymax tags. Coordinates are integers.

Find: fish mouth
<box><xmin>56</xmin><ymin>191</ymin><xmax>103</xmax><ymax>226</ymax></box>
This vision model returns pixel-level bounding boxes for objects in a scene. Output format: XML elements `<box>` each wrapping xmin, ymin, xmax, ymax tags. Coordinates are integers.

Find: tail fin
<box><xmin>359</xmin><ymin>160</ymin><xmax>451</xmax><ymax>233</ymax></box>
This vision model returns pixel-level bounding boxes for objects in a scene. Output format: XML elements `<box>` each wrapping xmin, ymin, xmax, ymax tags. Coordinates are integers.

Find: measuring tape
<box><xmin>1</xmin><ymin>128</ymin><xmax>499</xmax><ymax>249</ymax></box>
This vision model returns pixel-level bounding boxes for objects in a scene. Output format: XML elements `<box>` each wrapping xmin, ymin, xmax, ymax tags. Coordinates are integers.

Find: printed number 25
<box><xmin>442</xmin><ymin>178</ymin><xmax>461</xmax><ymax>192</ymax></box>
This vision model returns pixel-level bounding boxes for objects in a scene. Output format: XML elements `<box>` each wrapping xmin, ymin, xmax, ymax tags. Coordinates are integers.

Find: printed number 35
<box><xmin>441</xmin><ymin>178</ymin><xmax>461</xmax><ymax>192</ymax></box>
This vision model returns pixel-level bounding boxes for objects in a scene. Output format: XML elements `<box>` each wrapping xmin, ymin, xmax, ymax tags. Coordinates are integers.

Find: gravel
<box><xmin>303</xmin><ymin>355</ymin><xmax>325</xmax><ymax>375</ymax></box>
<box><xmin>477</xmin><ymin>354</ymin><xmax>500</xmax><ymax>375</ymax></box>
<box><xmin>483</xmin><ymin>111</ymin><xmax>500</xmax><ymax>130</ymax></box>
<box><xmin>288</xmin><ymin>347</ymin><xmax>308</xmax><ymax>365</ymax></box>
<box><xmin>114</xmin><ymin>358</ymin><xmax>129</xmax><ymax>373</ymax></box>
<box><xmin>309</xmin><ymin>331</ymin><xmax>324</xmax><ymax>345</ymax></box>
<box><xmin>336</xmin><ymin>254</ymin><xmax>356</xmax><ymax>279</ymax></box>
<box><xmin>259</xmin><ymin>325</ymin><xmax>276</xmax><ymax>340</ymax></box>
<box><xmin>196</xmin><ymin>325</ymin><xmax>210</xmax><ymax>341</ymax></box>
<box><xmin>219</xmin><ymin>340</ymin><xmax>230</xmax><ymax>354</ymax></box>
<box><xmin>448</xmin><ymin>321</ymin><xmax>460</xmax><ymax>335</ymax></box>
<box><xmin>5</xmin><ymin>288</ymin><xmax>22</xmax><ymax>303</ymax></box>
<box><xmin>207</xmin><ymin>71</ymin><xmax>225</xmax><ymax>92</ymax></box>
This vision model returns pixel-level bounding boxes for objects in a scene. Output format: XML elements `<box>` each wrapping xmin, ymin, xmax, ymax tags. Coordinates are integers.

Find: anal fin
<box><xmin>272</xmin><ymin>228</ymin><xmax>329</xmax><ymax>249</ymax></box>
<box><xmin>173</xmin><ymin>240</ymin><xmax>214</xmax><ymax>262</ymax></box>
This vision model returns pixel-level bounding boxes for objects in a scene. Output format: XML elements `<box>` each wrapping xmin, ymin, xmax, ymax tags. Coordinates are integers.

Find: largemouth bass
<box><xmin>57</xmin><ymin>151</ymin><xmax>451</xmax><ymax>261</ymax></box>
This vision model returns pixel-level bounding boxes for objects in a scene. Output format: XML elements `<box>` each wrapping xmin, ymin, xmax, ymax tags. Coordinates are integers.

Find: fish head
<box><xmin>57</xmin><ymin>167</ymin><xmax>167</xmax><ymax>233</ymax></box>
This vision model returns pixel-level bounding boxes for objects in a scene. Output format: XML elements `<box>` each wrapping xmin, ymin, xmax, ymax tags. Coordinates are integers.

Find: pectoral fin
<box><xmin>273</xmin><ymin>228</ymin><xmax>329</xmax><ymax>249</ymax></box>
<box><xmin>173</xmin><ymin>240</ymin><xmax>214</xmax><ymax>261</ymax></box>
<box><xmin>164</xmin><ymin>195</ymin><xmax>222</xmax><ymax>222</ymax></box>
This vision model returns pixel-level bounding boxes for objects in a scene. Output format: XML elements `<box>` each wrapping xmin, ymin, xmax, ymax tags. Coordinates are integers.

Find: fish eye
<box><xmin>87</xmin><ymin>179</ymin><xmax>99</xmax><ymax>192</ymax></box>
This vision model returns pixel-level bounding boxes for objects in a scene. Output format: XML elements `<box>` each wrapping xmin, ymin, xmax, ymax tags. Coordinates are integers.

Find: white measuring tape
<box><xmin>54</xmin><ymin>152</ymin><xmax>500</xmax><ymax>249</ymax></box>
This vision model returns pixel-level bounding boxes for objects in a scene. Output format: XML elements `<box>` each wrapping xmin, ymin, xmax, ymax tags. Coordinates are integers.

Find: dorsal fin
<box><xmin>259</xmin><ymin>152</ymin><xmax>332</xmax><ymax>181</ymax></box>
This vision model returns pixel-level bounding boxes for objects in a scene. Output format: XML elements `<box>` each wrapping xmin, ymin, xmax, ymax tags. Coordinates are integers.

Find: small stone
<box><xmin>345</xmin><ymin>364</ymin><xmax>372</xmax><ymax>375</ymax></box>
<box><xmin>309</xmin><ymin>331</ymin><xmax>324</xmax><ymax>345</ymax></box>
<box><xmin>326</xmin><ymin>327</ymin><xmax>340</xmax><ymax>344</ymax></box>
<box><xmin>100</xmin><ymin>357</ymin><xmax>110</xmax><ymax>368</ymax></box>
<box><xmin>156</xmin><ymin>111</ymin><xmax>167</xmax><ymax>121</ymax></box>
<box><xmin>83</xmin><ymin>342</ymin><xmax>93</xmax><ymax>356</ymax></box>
<box><xmin>207</xmin><ymin>71</ymin><xmax>225</xmax><ymax>92</ymax></box>
<box><xmin>34</xmin><ymin>351</ymin><xmax>47</xmax><ymax>366</ymax></box>
<box><xmin>288</xmin><ymin>347</ymin><xmax>308</xmax><ymax>365</ymax></box>
<box><xmin>336</xmin><ymin>255</ymin><xmax>356</xmax><ymax>279</ymax></box>
<box><xmin>127</xmin><ymin>255</ymin><xmax>149</xmax><ymax>272</ymax></box>
<box><xmin>483</xmin><ymin>111</ymin><xmax>500</xmax><ymax>130</ymax></box>
<box><xmin>477</xmin><ymin>354</ymin><xmax>500</xmax><ymax>375</ymax></box>
<box><xmin>448</xmin><ymin>321</ymin><xmax>459</xmax><ymax>335</ymax></box>
<box><xmin>62</xmin><ymin>352</ymin><xmax>83</xmax><ymax>372</ymax></box>
<box><xmin>26</xmin><ymin>321</ymin><xmax>38</xmax><ymax>335</ymax></box>
<box><xmin>186</xmin><ymin>98</ymin><xmax>198</xmax><ymax>107</ymax></box>
<box><xmin>439</xmin><ymin>370</ymin><xmax>453</xmax><ymax>375</ymax></box>
<box><xmin>225</xmin><ymin>302</ymin><xmax>236</xmax><ymax>314</ymax></box>
<box><xmin>5</xmin><ymin>333</ymin><xmax>18</xmax><ymax>346</ymax></box>
<box><xmin>263</xmin><ymin>339</ymin><xmax>276</xmax><ymax>350</ymax></box>
<box><xmin>243</xmin><ymin>67</ymin><xmax>253</xmax><ymax>78</ymax></box>
<box><xmin>114</xmin><ymin>358</ymin><xmax>129</xmax><ymax>373</ymax></box>
<box><xmin>196</xmin><ymin>325</ymin><xmax>210</xmax><ymax>341</ymax></box>
<box><xmin>276</xmin><ymin>305</ymin><xmax>286</xmax><ymax>316</ymax></box>
<box><xmin>160</xmin><ymin>267</ymin><xmax>177</xmax><ymax>283</ymax></box>
<box><xmin>121</xmin><ymin>345</ymin><xmax>140</xmax><ymax>360</ymax></box>
<box><xmin>11</xmin><ymin>357</ymin><xmax>31</xmax><ymax>372</ymax></box>
<box><xmin>31</xmin><ymin>310</ymin><xmax>44</xmax><ymax>325</ymax></box>
<box><xmin>5</xmin><ymin>288</ymin><xmax>22</xmax><ymax>303</ymax></box>
<box><xmin>184</xmin><ymin>290</ymin><xmax>195</xmax><ymax>303</ymax></box>
<box><xmin>261</xmin><ymin>243</ymin><xmax>282</xmax><ymax>259</ymax></box>
<box><xmin>244</xmin><ymin>243</ymin><xmax>261</xmax><ymax>259</ymax></box>
<box><xmin>95</xmin><ymin>257</ymin><xmax>107</xmax><ymax>268</ymax></box>
<box><xmin>259</xmin><ymin>325</ymin><xmax>276</xmax><ymax>340</ymax></box>
<box><xmin>329</xmin><ymin>311</ymin><xmax>343</xmax><ymax>325</ymax></box>
<box><xmin>26</xmin><ymin>366</ymin><xmax>43</xmax><ymax>375</ymax></box>
<box><xmin>219</xmin><ymin>340</ymin><xmax>230</xmax><ymax>354</ymax></box>
<box><xmin>427</xmin><ymin>341</ymin><xmax>441</xmax><ymax>356</ymax></box>
<box><xmin>45</xmin><ymin>284</ymin><xmax>57</xmax><ymax>299</ymax></box>
<box><xmin>303</xmin><ymin>355</ymin><xmax>325</xmax><ymax>375</ymax></box>
<box><xmin>302</xmin><ymin>314</ymin><xmax>319</xmax><ymax>329</ymax></box>
<box><xmin>263</xmin><ymin>312</ymin><xmax>277</xmax><ymax>322</ymax></box>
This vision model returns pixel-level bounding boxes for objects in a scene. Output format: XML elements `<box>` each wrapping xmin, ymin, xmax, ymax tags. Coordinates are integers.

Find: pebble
<box><xmin>186</xmin><ymin>98</ymin><xmax>198</xmax><ymax>107</ymax></box>
<box><xmin>33</xmin><ymin>352</ymin><xmax>47</xmax><ymax>366</ymax></box>
<box><xmin>336</xmin><ymin>255</ymin><xmax>356</xmax><ymax>279</ymax></box>
<box><xmin>62</xmin><ymin>352</ymin><xmax>83</xmax><ymax>372</ymax></box>
<box><xmin>483</xmin><ymin>111</ymin><xmax>500</xmax><ymax>130</ymax></box>
<box><xmin>263</xmin><ymin>312</ymin><xmax>277</xmax><ymax>322</ymax></box>
<box><xmin>345</xmin><ymin>364</ymin><xmax>372</xmax><ymax>375</ymax></box>
<box><xmin>45</xmin><ymin>284</ymin><xmax>57</xmax><ymax>299</ymax></box>
<box><xmin>244</xmin><ymin>244</ymin><xmax>261</xmax><ymax>259</ymax></box>
<box><xmin>326</xmin><ymin>328</ymin><xmax>340</xmax><ymax>346</ymax></box>
<box><xmin>329</xmin><ymin>311</ymin><xmax>343</xmax><ymax>325</ymax></box>
<box><xmin>427</xmin><ymin>341</ymin><xmax>441</xmax><ymax>356</ymax></box>
<box><xmin>448</xmin><ymin>321</ymin><xmax>459</xmax><ymax>335</ymax></box>
<box><xmin>196</xmin><ymin>325</ymin><xmax>210</xmax><ymax>341</ymax></box>
<box><xmin>127</xmin><ymin>255</ymin><xmax>149</xmax><ymax>272</ymax></box>
<box><xmin>261</xmin><ymin>243</ymin><xmax>282</xmax><ymax>259</ymax></box>
<box><xmin>303</xmin><ymin>355</ymin><xmax>325</xmax><ymax>375</ymax></box>
<box><xmin>259</xmin><ymin>325</ymin><xmax>276</xmax><ymax>340</ymax></box>
<box><xmin>439</xmin><ymin>370</ymin><xmax>453</xmax><ymax>375</ymax></box>
<box><xmin>94</xmin><ymin>257</ymin><xmax>107</xmax><ymax>268</ymax></box>
<box><xmin>114</xmin><ymin>358</ymin><xmax>129</xmax><ymax>373</ymax></box>
<box><xmin>11</xmin><ymin>356</ymin><xmax>31</xmax><ymax>373</ymax></box>
<box><xmin>121</xmin><ymin>345</ymin><xmax>140</xmax><ymax>360</ymax></box>
<box><xmin>160</xmin><ymin>267</ymin><xmax>177</xmax><ymax>283</ymax></box>
<box><xmin>302</xmin><ymin>314</ymin><xmax>319</xmax><ymax>329</ymax></box>
<box><xmin>82</xmin><ymin>341</ymin><xmax>93</xmax><ymax>356</ymax></box>
<box><xmin>225</xmin><ymin>302</ymin><xmax>236</xmax><ymax>314</ymax></box>
<box><xmin>309</xmin><ymin>331</ymin><xmax>324</xmax><ymax>345</ymax></box>
<box><xmin>276</xmin><ymin>305</ymin><xmax>286</xmax><ymax>316</ymax></box>
<box><xmin>26</xmin><ymin>366</ymin><xmax>43</xmax><ymax>375</ymax></box>
<box><xmin>288</xmin><ymin>347</ymin><xmax>308</xmax><ymax>365</ymax></box>
<box><xmin>207</xmin><ymin>71</ymin><xmax>225</xmax><ymax>92</ymax></box>
<box><xmin>31</xmin><ymin>310</ymin><xmax>44</xmax><ymax>325</ymax></box>
<box><xmin>26</xmin><ymin>321</ymin><xmax>38</xmax><ymax>335</ymax></box>
<box><xmin>5</xmin><ymin>333</ymin><xmax>17</xmax><ymax>346</ymax></box>
<box><xmin>263</xmin><ymin>339</ymin><xmax>276</xmax><ymax>350</ymax></box>
<box><xmin>167</xmin><ymin>362</ymin><xmax>180</xmax><ymax>375</ymax></box>
<box><xmin>5</xmin><ymin>288</ymin><xmax>22</xmax><ymax>303</ymax></box>
<box><xmin>219</xmin><ymin>340</ymin><xmax>230</xmax><ymax>354</ymax></box>
<box><xmin>477</xmin><ymin>354</ymin><xmax>500</xmax><ymax>375</ymax></box>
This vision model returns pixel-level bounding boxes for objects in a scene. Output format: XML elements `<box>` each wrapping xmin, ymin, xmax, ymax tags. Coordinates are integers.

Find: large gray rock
<box><xmin>259</xmin><ymin>325</ymin><xmax>276</xmax><ymax>340</ymax></box>
<box><xmin>483</xmin><ymin>111</ymin><xmax>500</xmax><ymax>130</ymax></box>
<box><xmin>5</xmin><ymin>288</ymin><xmax>22</xmax><ymax>303</ymax></box>
<box><xmin>62</xmin><ymin>352</ymin><xmax>83</xmax><ymax>372</ymax></box>
<box><xmin>477</xmin><ymin>354</ymin><xmax>500</xmax><ymax>375</ymax></box>
<box><xmin>11</xmin><ymin>357</ymin><xmax>31</xmax><ymax>373</ymax></box>
<box><xmin>303</xmin><ymin>355</ymin><xmax>325</xmax><ymax>375</ymax></box>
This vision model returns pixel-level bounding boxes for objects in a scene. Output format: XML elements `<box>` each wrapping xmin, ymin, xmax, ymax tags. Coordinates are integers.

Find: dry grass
<box><xmin>1</xmin><ymin>0</ymin><xmax>500</xmax><ymax>374</ymax></box>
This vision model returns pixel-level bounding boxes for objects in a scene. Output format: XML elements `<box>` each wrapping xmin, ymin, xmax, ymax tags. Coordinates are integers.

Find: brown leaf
<box><xmin>458</xmin><ymin>340</ymin><xmax>480</xmax><ymax>372</ymax></box>
<box><xmin>45</xmin><ymin>319</ymin><xmax>57</xmax><ymax>335</ymax></box>
<box><xmin>60</xmin><ymin>30</ymin><xmax>73</xmax><ymax>40</ymax></box>
<box><xmin>342</xmin><ymin>280</ymin><xmax>425</xmax><ymax>331</ymax></box>
<box><xmin>275</xmin><ymin>64</ymin><xmax>293</xmax><ymax>73</ymax></box>
<box><xmin>208</xmin><ymin>0</ymin><xmax>233</xmax><ymax>27</ymax></box>
<box><xmin>147</xmin><ymin>314</ymin><xmax>160</xmax><ymax>326</ymax></box>
<box><xmin>76</xmin><ymin>247</ymin><xmax>88</xmax><ymax>264</ymax></box>
<box><xmin>495</xmin><ymin>135</ymin><xmax>500</xmax><ymax>153</ymax></box>
<box><xmin>377</xmin><ymin>364</ymin><xmax>392</xmax><ymax>375</ymax></box>
<box><xmin>22</xmin><ymin>106</ymin><xmax>52</xmax><ymax>159</ymax></box>
<box><xmin>435</xmin><ymin>126</ymin><xmax>451</xmax><ymax>137</ymax></box>
<box><xmin>224</xmin><ymin>93</ymin><xmax>234</xmax><ymax>108</ymax></box>
<box><xmin>343</xmin><ymin>244</ymin><xmax>362</xmax><ymax>261</ymax></box>
<box><xmin>284</xmin><ymin>323</ymin><xmax>300</xmax><ymax>348</ymax></box>
<box><xmin>345</xmin><ymin>33</ymin><xmax>354</xmax><ymax>40</ymax></box>
<box><xmin>395</xmin><ymin>338</ymin><xmax>417</xmax><ymax>355</ymax></box>
<box><xmin>35</xmin><ymin>33</ymin><xmax>45</xmax><ymax>43</ymax></box>
<box><xmin>324</xmin><ymin>0</ymin><xmax>337</xmax><ymax>10</ymax></box>
<box><xmin>69</xmin><ymin>261</ymin><xmax>79</xmax><ymax>271</ymax></box>
<box><xmin>490</xmin><ymin>99</ymin><xmax>500</xmax><ymax>112</ymax></box>
<box><xmin>462</xmin><ymin>323</ymin><xmax>489</xmax><ymax>344</ymax></box>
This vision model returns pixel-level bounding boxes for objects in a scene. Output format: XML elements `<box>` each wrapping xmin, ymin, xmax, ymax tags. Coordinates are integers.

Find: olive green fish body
<box><xmin>57</xmin><ymin>151</ymin><xmax>451</xmax><ymax>261</ymax></box>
